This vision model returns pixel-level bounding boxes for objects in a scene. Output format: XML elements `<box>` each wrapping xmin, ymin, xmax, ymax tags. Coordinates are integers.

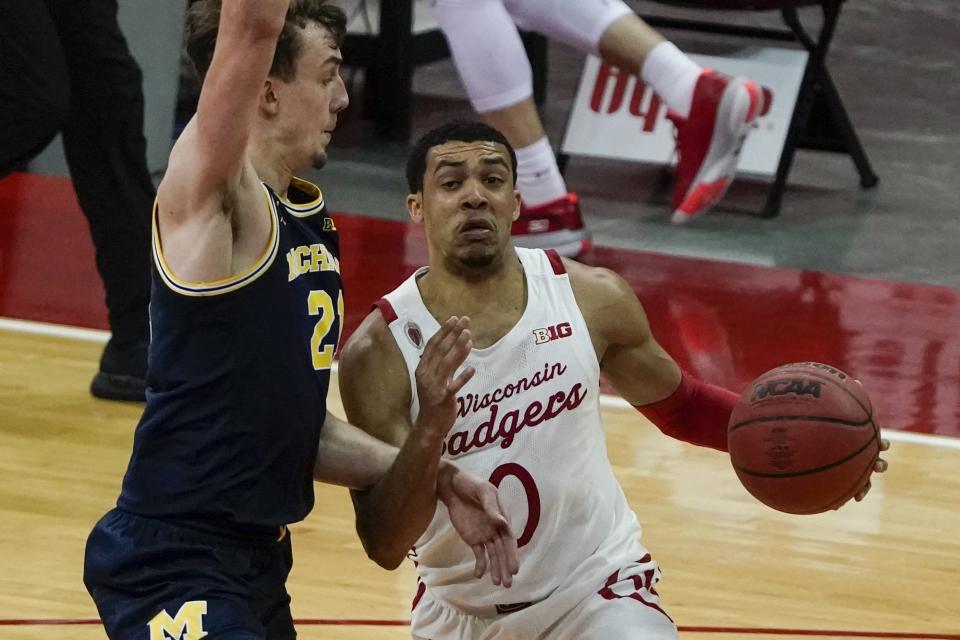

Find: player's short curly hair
<box><xmin>185</xmin><ymin>0</ymin><xmax>346</xmax><ymax>83</ymax></box>
<box><xmin>406</xmin><ymin>120</ymin><xmax>519</xmax><ymax>194</ymax></box>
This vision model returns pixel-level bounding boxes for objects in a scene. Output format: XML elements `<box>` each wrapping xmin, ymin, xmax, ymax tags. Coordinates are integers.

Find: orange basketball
<box><xmin>727</xmin><ymin>362</ymin><xmax>881</xmax><ymax>514</ymax></box>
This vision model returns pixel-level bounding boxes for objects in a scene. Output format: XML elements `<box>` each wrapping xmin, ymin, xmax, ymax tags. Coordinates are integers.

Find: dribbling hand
<box><xmin>832</xmin><ymin>438</ymin><xmax>889</xmax><ymax>510</ymax></box>
<box><xmin>848</xmin><ymin>438</ymin><xmax>890</xmax><ymax>505</ymax></box>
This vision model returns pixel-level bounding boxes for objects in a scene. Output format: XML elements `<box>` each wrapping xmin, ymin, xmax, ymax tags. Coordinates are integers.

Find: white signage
<box><xmin>560</xmin><ymin>47</ymin><xmax>808</xmax><ymax>177</ymax></box>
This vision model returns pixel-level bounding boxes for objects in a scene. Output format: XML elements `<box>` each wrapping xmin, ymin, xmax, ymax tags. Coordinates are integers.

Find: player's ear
<box><xmin>407</xmin><ymin>192</ymin><xmax>424</xmax><ymax>224</ymax></box>
<box><xmin>260</xmin><ymin>79</ymin><xmax>279</xmax><ymax>116</ymax></box>
<box><xmin>513</xmin><ymin>190</ymin><xmax>522</xmax><ymax>222</ymax></box>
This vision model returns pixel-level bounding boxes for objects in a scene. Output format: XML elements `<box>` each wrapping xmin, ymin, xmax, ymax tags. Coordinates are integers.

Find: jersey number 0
<box><xmin>489</xmin><ymin>463</ymin><xmax>541</xmax><ymax>547</ymax></box>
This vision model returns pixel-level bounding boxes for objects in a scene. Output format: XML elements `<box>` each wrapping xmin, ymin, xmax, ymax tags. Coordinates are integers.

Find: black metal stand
<box><xmin>558</xmin><ymin>0</ymin><xmax>877</xmax><ymax>217</ymax></box>
<box><xmin>768</xmin><ymin>2</ymin><xmax>877</xmax><ymax>216</ymax></box>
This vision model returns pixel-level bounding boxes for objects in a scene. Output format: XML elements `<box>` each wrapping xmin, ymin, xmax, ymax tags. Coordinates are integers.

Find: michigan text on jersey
<box><xmin>286</xmin><ymin>242</ymin><xmax>340</xmax><ymax>282</ymax></box>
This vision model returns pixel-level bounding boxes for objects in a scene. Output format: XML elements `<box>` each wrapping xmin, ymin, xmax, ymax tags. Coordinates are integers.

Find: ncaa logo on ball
<box><xmin>750</xmin><ymin>378</ymin><xmax>822</xmax><ymax>403</ymax></box>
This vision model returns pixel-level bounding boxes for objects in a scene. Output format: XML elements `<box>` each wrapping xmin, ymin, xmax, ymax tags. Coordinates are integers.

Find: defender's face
<box><xmin>272</xmin><ymin>23</ymin><xmax>348</xmax><ymax>171</ymax></box>
<box><xmin>411</xmin><ymin>141</ymin><xmax>521</xmax><ymax>271</ymax></box>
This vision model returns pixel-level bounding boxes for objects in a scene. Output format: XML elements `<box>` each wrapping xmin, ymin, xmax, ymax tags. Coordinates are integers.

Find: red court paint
<box><xmin>2</xmin><ymin>173</ymin><xmax>958</xmax><ymax>438</ymax></box>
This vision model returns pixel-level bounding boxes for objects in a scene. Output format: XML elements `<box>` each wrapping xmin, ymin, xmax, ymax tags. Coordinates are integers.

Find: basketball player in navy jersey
<box><xmin>338</xmin><ymin>120</ymin><xmax>889</xmax><ymax>639</ymax></box>
<box><xmin>82</xmin><ymin>4</ymin><xmax>517</xmax><ymax>639</ymax></box>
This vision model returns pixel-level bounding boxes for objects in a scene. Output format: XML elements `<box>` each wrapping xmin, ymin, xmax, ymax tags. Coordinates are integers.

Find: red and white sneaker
<box><xmin>669</xmin><ymin>69</ymin><xmax>772</xmax><ymax>224</ymax></box>
<box><xmin>512</xmin><ymin>192</ymin><xmax>592</xmax><ymax>257</ymax></box>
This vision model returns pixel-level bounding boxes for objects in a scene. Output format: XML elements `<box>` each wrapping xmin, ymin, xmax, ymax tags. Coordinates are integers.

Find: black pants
<box><xmin>0</xmin><ymin>0</ymin><xmax>151</xmax><ymax>345</ymax></box>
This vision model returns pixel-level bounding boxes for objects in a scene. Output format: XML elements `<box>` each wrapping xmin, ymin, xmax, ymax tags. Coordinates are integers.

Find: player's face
<box><xmin>411</xmin><ymin>141</ymin><xmax>521</xmax><ymax>271</ymax></box>
<box><xmin>272</xmin><ymin>24</ymin><xmax>348</xmax><ymax>171</ymax></box>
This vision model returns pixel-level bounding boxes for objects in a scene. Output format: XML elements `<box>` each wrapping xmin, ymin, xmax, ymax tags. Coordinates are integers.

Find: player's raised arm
<box><xmin>190</xmin><ymin>0</ymin><xmax>287</xmax><ymax>187</ymax></box>
<box><xmin>156</xmin><ymin>0</ymin><xmax>290</xmax><ymax>281</ymax></box>
<box><xmin>170</xmin><ymin>0</ymin><xmax>286</xmax><ymax>198</ymax></box>
<box><xmin>565</xmin><ymin>258</ymin><xmax>738</xmax><ymax>451</ymax></box>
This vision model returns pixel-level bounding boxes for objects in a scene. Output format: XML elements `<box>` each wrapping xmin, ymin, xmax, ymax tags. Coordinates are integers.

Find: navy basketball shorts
<box><xmin>84</xmin><ymin>508</ymin><xmax>296</xmax><ymax>640</ymax></box>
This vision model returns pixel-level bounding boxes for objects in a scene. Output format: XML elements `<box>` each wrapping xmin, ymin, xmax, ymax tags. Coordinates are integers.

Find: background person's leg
<box><xmin>45</xmin><ymin>0</ymin><xmax>153</xmax><ymax>400</ymax></box>
<box><xmin>0</xmin><ymin>0</ymin><xmax>69</xmax><ymax>178</ymax></box>
<box><xmin>428</xmin><ymin>0</ymin><xmax>590</xmax><ymax>256</ymax></box>
<box><xmin>592</xmin><ymin>14</ymin><xmax>768</xmax><ymax>223</ymax></box>
<box><xmin>504</xmin><ymin>0</ymin><xmax>768</xmax><ymax>223</ymax></box>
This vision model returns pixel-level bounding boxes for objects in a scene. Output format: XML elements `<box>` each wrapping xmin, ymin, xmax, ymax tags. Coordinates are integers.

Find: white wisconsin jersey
<box><xmin>378</xmin><ymin>248</ymin><xmax>647</xmax><ymax>616</ymax></box>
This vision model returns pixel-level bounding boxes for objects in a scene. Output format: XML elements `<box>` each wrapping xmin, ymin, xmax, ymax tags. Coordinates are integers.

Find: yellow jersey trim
<box><xmin>152</xmin><ymin>184</ymin><xmax>280</xmax><ymax>297</ymax></box>
<box><xmin>280</xmin><ymin>177</ymin><xmax>325</xmax><ymax>218</ymax></box>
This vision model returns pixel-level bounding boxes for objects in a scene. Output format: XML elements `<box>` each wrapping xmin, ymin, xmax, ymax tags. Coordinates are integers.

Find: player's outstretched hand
<box><xmin>414</xmin><ymin>316</ymin><xmax>475</xmax><ymax>437</ymax></box>
<box><xmin>439</xmin><ymin>463</ymin><xmax>519</xmax><ymax>588</ymax></box>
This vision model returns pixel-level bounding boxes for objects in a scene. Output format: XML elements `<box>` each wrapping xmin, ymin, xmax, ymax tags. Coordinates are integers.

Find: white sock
<box><xmin>640</xmin><ymin>41</ymin><xmax>703</xmax><ymax>119</ymax></box>
<box><xmin>515</xmin><ymin>137</ymin><xmax>567</xmax><ymax>207</ymax></box>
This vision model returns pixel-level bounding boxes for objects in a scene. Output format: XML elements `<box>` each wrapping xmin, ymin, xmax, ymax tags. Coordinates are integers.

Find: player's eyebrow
<box><xmin>433</xmin><ymin>159</ymin><xmax>467</xmax><ymax>174</ymax></box>
<box><xmin>433</xmin><ymin>155</ymin><xmax>509</xmax><ymax>174</ymax></box>
<box><xmin>479</xmin><ymin>156</ymin><xmax>510</xmax><ymax>171</ymax></box>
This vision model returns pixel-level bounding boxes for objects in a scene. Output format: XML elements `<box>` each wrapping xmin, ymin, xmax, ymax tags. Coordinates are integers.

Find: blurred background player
<box><xmin>339</xmin><ymin>120</ymin><xmax>887</xmax><ymax>639</ymax></box>
<box><xmin>426</xmin><ymin>0</ymin><xmax>769</xmax><ymax>256</ymax></box>
<box><xmin>0</xmin><ymin>0</ymin><xmax>152</xmax><ymax>400</ymax></box>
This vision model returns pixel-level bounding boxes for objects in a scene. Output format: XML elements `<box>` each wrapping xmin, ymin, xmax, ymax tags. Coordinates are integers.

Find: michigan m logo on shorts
<box><xmin>148</xmin><ymin>600</ymin><xmax>208</xmax><ymax>640</ymax></box>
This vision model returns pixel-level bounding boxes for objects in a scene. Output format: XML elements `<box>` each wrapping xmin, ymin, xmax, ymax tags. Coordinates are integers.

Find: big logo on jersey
<box><xmin>532</xmin><ymin>322</ymin><xmax>572</xmax><ymax>344</ymax></box>
<box><xmin>148</xmin><ymin>600</ymin><xmax>207</xmax><ymax>639</ymax></box>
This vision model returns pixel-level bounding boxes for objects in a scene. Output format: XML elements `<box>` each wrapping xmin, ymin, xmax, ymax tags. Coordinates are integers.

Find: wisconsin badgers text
<box><xmin>444</xmin><ymin>362</ymin><xmax>588</xmax><ymax>456</ymax></box>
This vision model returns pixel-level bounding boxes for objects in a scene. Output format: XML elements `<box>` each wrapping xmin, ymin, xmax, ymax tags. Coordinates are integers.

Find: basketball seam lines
<box><xmin>732</xmin><ymin>431</ymin><xmax>878</xmax><ymax>479</ymax></box>
<box><xmin>729</xmin><ymin>415</ymin><xmax>872</xmax><ymax>433</ymax></box>
<box><xmin>789</xmin><ymin>452</ymin><xmax>879</xmax><ymax>514</ymax></box>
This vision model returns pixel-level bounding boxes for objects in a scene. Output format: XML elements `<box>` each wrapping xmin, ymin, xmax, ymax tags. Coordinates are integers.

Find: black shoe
<box><xmin>90</xmin><ymin>337</ymin><xmax>147</xmax><ymax>402</ymax></box>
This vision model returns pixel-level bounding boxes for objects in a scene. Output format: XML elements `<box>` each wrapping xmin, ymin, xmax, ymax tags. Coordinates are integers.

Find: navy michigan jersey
<box><xmin>118</xmin><ymin>177</ymin><xmax>342</xmax><ymax>532</ymax></box>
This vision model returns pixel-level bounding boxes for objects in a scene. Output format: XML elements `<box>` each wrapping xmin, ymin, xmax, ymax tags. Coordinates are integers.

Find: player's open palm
<box><xmin>415</xmin><ymin>316</ymin><xmax>475</xmax><ymax>438</ymax></box>
<box><xmin>439</xmin><ymin>464</ymin><xmax>519</xmax><ymax>588</ymax></box>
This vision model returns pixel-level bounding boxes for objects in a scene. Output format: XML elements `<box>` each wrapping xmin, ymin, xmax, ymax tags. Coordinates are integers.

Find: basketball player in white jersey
<box><xmin>338</xmin><ymin>120</ymin><xmax>888</xmax><ymax>640</ymax></box>
<box><xmin>426</xmin><ymin>0</ymin><xmax>771</xmax><ymax>256</ymax></box>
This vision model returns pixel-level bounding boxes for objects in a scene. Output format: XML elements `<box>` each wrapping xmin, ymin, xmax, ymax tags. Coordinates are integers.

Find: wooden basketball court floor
<box><xmin>1</xmin><ymin>173</ymin><xmax>959</xmax><ymax>639</ymax></box>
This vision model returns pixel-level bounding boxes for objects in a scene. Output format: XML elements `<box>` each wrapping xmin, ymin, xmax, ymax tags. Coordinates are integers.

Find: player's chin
<box><xmin>453</xmin><ymin>243</ymin><xmax>498</xmax><ymax>269</ymax></box>
<box><xmin>311</xmin><ymin>151</ymin><xmax>328</xmax><ymax>171</ymax></box>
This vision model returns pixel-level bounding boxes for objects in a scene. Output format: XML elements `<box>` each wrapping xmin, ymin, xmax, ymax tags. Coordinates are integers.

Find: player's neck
<box><xmin>250</xmin><ymin>146</ymin><xmax>294</xmax><ymax>198</ymax></box>
<box><xmin>418</xmin><ymin>250</ymin><xmax>526</xmax><ymax>331</ymax></box>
